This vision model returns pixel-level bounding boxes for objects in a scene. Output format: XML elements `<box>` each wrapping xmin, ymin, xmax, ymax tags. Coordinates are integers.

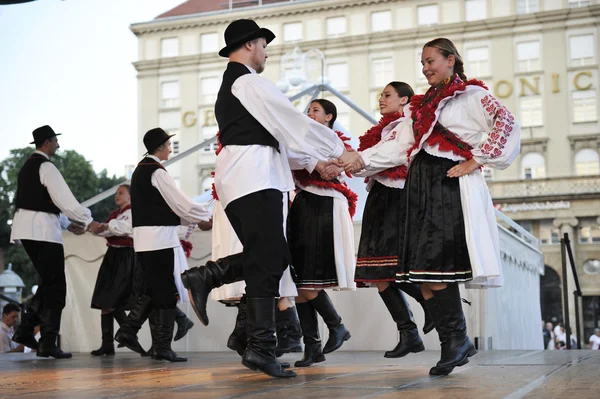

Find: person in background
<box><xmin>1</xmin><ymin>304</ymin><xmax>25</xmax><ymax>353</ymax></box>
<box><xmin>588</xmin><ymin>328</ymin><xmax>600</xmax><ymax>350</ymax></box>
<box><xmin>10</xmin><ymin>125</ymin><xmax>104</xmax><ymax>359</ymax></box>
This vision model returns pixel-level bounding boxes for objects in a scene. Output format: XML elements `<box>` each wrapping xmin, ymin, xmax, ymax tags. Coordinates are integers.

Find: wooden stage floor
<box><xmin>1</xmin><ymin>350</ymin><xmax>598</xmax><ymax>398</ymax></box>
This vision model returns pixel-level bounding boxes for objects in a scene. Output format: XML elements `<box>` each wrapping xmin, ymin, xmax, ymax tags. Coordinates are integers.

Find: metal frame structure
<box><xmin>81</xmin><ymin>83</ymin><xmax>375</xmax><ymax>208</ymax></box>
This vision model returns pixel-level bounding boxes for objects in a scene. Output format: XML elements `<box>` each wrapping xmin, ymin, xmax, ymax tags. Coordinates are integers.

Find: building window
<box><xmin>568</xmin><ymin>0</ymin><xmax>591</xmax><ymax>7</ymax></box>
<box><xmin>283</xmin><ymin>22</ymin><xmax>302</xmax><ymax>42</ymax></box>
<box><xmin>371</xmin><ymin>10</ymin><xmax>392</xmax><ymax>32</ymax></box>
<box><xmin>521</xmin><ymin>152</ymin><xmax>546</xmax><ymax>179</ymax></box>
<box><xmin>482</xmin><ymin>166</ymin><xmax>493</xmax><ymax>181</ymax></box>
<box><xmin>515</xmin><ymin>0</ymin><xmax>539</xmax><ymax>15</ymax></box>
<box><xmin>517</xmin><ymin>220</ymin><xmax>533</xmax><ymax>234</ymax></box>
<box><xmin>466</xmin><ymin>46</ymin><xmax>489</xmax><ymax>77</ymax></box>
<box><xmin>573</xmin><ymin>90</ymin><xmax>597</xmax><ymax>123</ymax></box>
<box><xmin>575</xmin><ymin>148</ymin><xmax>600</xmax><ymax>176</ymax></box>
<box><xmin>417</xmin><ymin>4</ymin><xmax>439</xmax><ymax>26</ymax></box>
<box><xmin>161</xmin><ymin>37</ymin><xmax>179</xmax><ymax>58</ymax></box>
<box><xmin>569</xmin><ymin>34</ymin><xmax>595</xmax><ymax>66</ymax></box>
<box><xmin>200</xmin><ymin>77</ymin><xmax>220</xmax><ymax>104</ymax></box>
<box><xmin>372</xmin><ymin>58</ymin><xmax>393</xmax><ymax>88</ymax></box>
<box><xmin>200</xmin><ymin>33</ymin><xmax>218</xmax><ymax>54</ymax></box>
<box><xmin>201</xmin><ymin>125</ymin><xmax>218</xmax><ymax>152</ymax></box>
<box><xmin>326</xmin><ymin>17</ymin><xmax>346</xmax><ymax>37</ymax></box>
<box><xmin>465</xmin><ymin>0</ymin><xmax>487</xmax><ymax>21</ymax></box>
<box><xmin>160</xmin><ymin>81</ymin><xmax>179</xmax><ymax>108</ymax></box>
<box><xmin>327</xmin><ymin>63</ymin><xmax>348</xmax><ymax>90</ymax></box>
<box><xmin>539</xmin><ymin>220</ymin><xmax>560</xmax><ymax>246</ymax></box>
<box><xmin>416</xmin><ymin>50</ymin><xmax>426</xmax><ymax>82</ymax></box>
<box><xmin>516</xmin><ymin>40</ymin><xmax>541</xmax><ymax>72</ymax></box>
<box><xmin>201</xmin><ymin>176</ymin><xmax>214</xmax><ymax>193</ymax></box>
<box><xmin>579</xmin><ymin>218</ymin><xmax>600</xmax><ymax>244</ymax></box>
<box><xmin>172</xmin><ymin>140</ymin><xmax>180</xmax><ymax>155</ymax></box>
<box><xmin>520</xmin><ymin>95</ymin><xmax>543</xmax><ymax>127</ymax></box>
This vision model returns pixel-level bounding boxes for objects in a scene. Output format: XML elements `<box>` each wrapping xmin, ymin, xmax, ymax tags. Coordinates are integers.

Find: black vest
<box><xmin>14</xmin><ymin>153</ymin><xmax>61</xmax><ymax>215</ymax></box>
<box><xmin>215</xmin><ymin>62</ymin><xmax>279</xmax><ymax>150</ymax></box>
<box><xmin>130</xmin><ymin>157</ymin><xmax>180</xmax><ymax>228</ymax></box>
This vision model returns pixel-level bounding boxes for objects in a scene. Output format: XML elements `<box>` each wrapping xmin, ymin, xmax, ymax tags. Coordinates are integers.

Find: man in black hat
<box><xmin>115</xmin><ymin>127</ymin><xmax>210</xmax><ymax>363</ymax></box>
<box><xmin>181</xmin><ymin>19</ymin><xmax>363</xmax><ymax>378</ymax></box>
<box><xmin>10</xmin><ymin>125</ymin><xmax>104</xmax><ymax>359</ymax></box>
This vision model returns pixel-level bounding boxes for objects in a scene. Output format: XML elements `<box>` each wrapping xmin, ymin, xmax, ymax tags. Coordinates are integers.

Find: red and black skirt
<box><xmin>355</xmin><ymin>181</ymin><xmax>405</xmax><ymax>283</ymax></box>
<box><xmin>396</xmin><ymin>151</ymin><xmax>473</xmax><ymax>283</ymax></box>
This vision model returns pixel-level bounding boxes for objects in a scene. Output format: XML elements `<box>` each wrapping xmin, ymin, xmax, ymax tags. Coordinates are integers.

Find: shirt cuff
<box><xmin>306</xmin><ymin>158</ymin><xmax>318</xmax><ymax>174</ymax></box>
<box><xmin>331</xmin><ymin>143</ymin><xmax>344</xmax><ymax>159</ymax></box>
<box><xmin>359</xmin><ymin>148</ymin><xmax>373</xmax><ymax>167</ymax></box>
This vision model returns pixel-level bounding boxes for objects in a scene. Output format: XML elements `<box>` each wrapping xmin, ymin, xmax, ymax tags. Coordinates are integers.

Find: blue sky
<box><xmin>0</xmin><ymin>0</ymin><xmax>183</xmax><ymax>176</ymax></box>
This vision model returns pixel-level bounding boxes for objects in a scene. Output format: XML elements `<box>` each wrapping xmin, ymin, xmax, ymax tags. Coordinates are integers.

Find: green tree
<box><xmin>0</xmin><ymin>147</ymin><xmax>126</xmax><ymax>295</ymax></box>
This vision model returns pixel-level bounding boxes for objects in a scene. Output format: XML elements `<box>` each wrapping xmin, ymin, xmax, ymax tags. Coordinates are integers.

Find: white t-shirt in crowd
<box><xmin>589</xmin><ymin>334</ymin><xmax>600</xmax><ymax>350</ymax></box>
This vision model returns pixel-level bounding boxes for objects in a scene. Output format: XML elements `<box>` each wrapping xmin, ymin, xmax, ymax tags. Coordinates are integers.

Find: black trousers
<box><xmin>137</xmin><ymin>248</ymin><xmax>178</xmax><ymax>309</ymax></box>
<box><xmin>225</xmin><ymin>189</ymin><xmax>289</xmax><ymax>298</ymax></box>
<box><xmin>21</xmin><ymin>240</ymin><xmax>66</xmax><ymax>310</ymax></box>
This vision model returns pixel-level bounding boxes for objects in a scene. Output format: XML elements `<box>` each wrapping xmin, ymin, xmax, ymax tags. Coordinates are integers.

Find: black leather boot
<box><xmin>396</xmin><ymin>283</ymin><xmax>435</xmax><ymax>334</ymax></box>
<box><xmin>12</xmin><ymin>308</ymin><xmax>40</xmax><ymax>350</ymax></box>
<box><xmin>241</xmin><ymin>297</ymin><xmax>296</xmax><ymax>378</ymax></box>
<box><xmin>115</xmin><ymin>296</ymin><xmax>152</xmax><ymax>355</ymax></box>
<box><xmin>149</xmin><ymin>309</ymin><xmax>187</xmax><ymax>362</ymax></box>
<box><xmin>275</xmin><ymin>306</ymin><xmax>303</xmax><ymax>357</ymax></box>
<box><xmin>91</xmin><ymin>313</ymin><xmax>115</xmax><ymax>356</ymax></box>
<box><xmin>379</xmin><ymin>285</ymin><xmax>425</xmax><ymax>358</ymax></box>
<box><xmin>181</xmin><ymin>253</ymin><xmax>244</xmax><ymax>326</ymax></box>
<box><xmin>37</xmin><ymin>308</ymin><xmax>72</xmax><ymax>359</ymax></box>
<box><xmin>173</xmin><ymin>306</ymin><xmax>194</xmax><ymax>341</ymax></box>
<box><xmin>309</xmin><ymin>291</ymin><xmax>350</xmax><ymax>354</ymax></box>
<box><xmin>429</xmin><ymin>284</ymin><xmax>477</xmax><ymax>375</ymax></box>
<box><xmin>112</xmin><ymin>309</ymin><xmax>127</xmax><ymax>349</ymax></box>
<box><xmin>294</xmin><ymin>302</ymin><xmax>325</xmax><ymax>367</ymax></box>
<box><xmin>227</xmin><ymin>298</ymin><xmax>247</xmax><ymax>357</ymax></box>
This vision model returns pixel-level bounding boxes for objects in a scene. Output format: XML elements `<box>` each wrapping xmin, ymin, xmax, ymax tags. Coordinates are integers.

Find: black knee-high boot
<box><xmin>379</xmin><ymin>285</ymin><xmax>424</xmax><ymax>358</ymax></box>
<box><xmin>149</xmin><ymin>309</ymin><xmax>187</xmax><ymax>362</ymax></box>
<box><xmin>37</xmin><ymin>308</ymin><xmax>72</xmax><ymax>359</ymax></box>
<box><xmin>294</xmin><ymin>302</ymin><xmax>325</xmax><ymax>367</ymax></box>
<box><xmin>308</xmin><ymin>291</ymin><xmax>350</xmax><ymax>354</ymax></box>
<box><xmin>115</xmin><ymin>296</ymin><xmax>152</xmax><ymax>355</ymax></box>
<box><xmin>241</xmin><ymin>297</ymin><xmax>296</xmax><ymax>378</ymax></box>
<box><xmin>275</xmin><ymin>305</ymin><xmax>303</xmax><ymax>357</ymax></box>
<box><xmin>227</xmin><ymin>297</ymin><xmax>247</xmax><ymax>357</ymax></box>
<box><xmin>395</xmin><ymin>283</ymin><xmax>435</xmax><ymax>334</ymax></box>
<box><xmin>91</xmin><ymin>313</ymin><xmax>115</xmax><ymax>356</ymax></box>
<box><xmin>180</xmin><ymin>253</ymin><xmax>244</xmax><ymax>326</ymax></box>
<box><xmin>429</xmin><ymin>284</ymin><xmax>477</xmax><ymax>375</ymax></box>
<box><xmin>174</xmin><ymin>306</ymin><xmax>194</xmax><ymax>341</ymax></box>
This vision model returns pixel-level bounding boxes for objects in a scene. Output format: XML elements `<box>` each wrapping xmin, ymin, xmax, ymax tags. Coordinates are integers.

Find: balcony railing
<box><xmin>488</xmin><ymin>175</ymin><xmax>600</xmax><ymax>200</ymax></box>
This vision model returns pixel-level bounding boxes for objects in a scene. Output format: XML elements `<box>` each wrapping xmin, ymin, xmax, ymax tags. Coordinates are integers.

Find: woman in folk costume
<box><xmin>208</xmin><ymin>135</ymin><xmax>302</xmax><ymax>359</ymax></box>
<box><xmin>89</xmin><ymin>184</ymin><xmax>134</xmax><ymax>356</ymax></box>
<box><xmin>352</xmin><ymin>82</ymin><xmax>434</xmax><ymax>359</ymax></box>
<box><xmin>396</xmin><ymin>38</ymin><xmax>520</xmax><ymax>376</ymax></box>
<box><xmin>287</xmin><ymin>99</ymin><xmax>357</xmax><ymax>367</ymax></box>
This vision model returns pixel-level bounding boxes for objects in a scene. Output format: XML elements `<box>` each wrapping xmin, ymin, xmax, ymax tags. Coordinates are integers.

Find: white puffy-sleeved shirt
<box><xmin>214</xmin><ymin>65</ymin><xmax>345</xmax><ymax>209</ymax></box>
<box><xmin>353</xmin><ymin>113</ymin><xmax>414</xmax><ymax>189</ymax></box>
<box><xmin>10</xmin><ymin>150</ymin><xmax>93</xmax><ymax>244</ymax></box>
<box><xmin>133</xmin><ymin>155</ymin><xmax>210</xmax><ymax>252</ymax></box>
<box><xmin>412</xmin><ymin>86</ymin><xmax>520</xmax><ymax>169</ymax></box>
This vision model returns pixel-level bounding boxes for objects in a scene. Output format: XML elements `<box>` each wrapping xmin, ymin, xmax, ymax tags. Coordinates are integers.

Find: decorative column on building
<box><xmin>552</xmin><ymin>217</ymin><xmax>579</xmax><ymax>330</ymax></box>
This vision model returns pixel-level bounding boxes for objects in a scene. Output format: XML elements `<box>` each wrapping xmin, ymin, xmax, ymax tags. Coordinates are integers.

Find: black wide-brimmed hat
<box><xmin>30</xmin><ymin>125</ymin><xmax>61</xmax><ymax>145</ymax></box>
<box><xmin>219</xmin><ymin>19</ymin><xmax>275</xmax><ymax>58</ymax></box>
<box><xmin>143</xmin><ymin>127</ymin><xmax>175</xmax><ymax>155</ymax></box>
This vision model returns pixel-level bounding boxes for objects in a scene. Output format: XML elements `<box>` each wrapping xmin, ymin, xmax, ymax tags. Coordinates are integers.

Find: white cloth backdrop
<box><xmin>60</xmin><ymin>221</ymin><xmax>543</xmax><ymax>352</ymax></box>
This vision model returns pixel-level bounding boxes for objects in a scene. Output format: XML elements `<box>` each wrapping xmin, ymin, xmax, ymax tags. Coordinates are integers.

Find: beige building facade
<box><xmin>131</xmin><ymin>0</ymin><xmax>600</xmax><ymax>340</ymax></box>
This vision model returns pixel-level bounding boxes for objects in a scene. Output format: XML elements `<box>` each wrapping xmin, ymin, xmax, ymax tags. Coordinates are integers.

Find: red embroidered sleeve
<box><xmin>478</xmin><ymin>95</ymin><xmax>516</xmax><ymax>159</ymax></box>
